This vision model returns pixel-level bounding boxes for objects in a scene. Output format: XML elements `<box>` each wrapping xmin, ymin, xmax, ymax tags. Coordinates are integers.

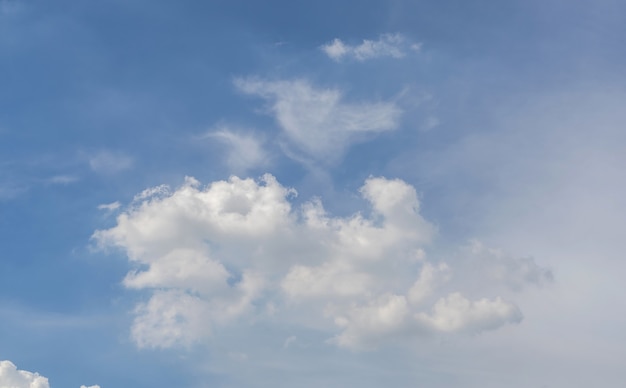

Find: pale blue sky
<box><xmin>1</xmin><ymin>1</ymin><xmax>625</xmax><ymax>387</ymax></box>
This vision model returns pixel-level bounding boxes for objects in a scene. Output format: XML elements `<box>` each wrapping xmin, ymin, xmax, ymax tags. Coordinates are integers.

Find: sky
<box><xmin>1</xmin><ymin>0</ymin><xmax>625</xmax><ymax>387</ymax></box>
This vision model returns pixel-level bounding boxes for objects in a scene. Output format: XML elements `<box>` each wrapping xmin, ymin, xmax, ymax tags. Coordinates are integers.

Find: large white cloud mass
<box><xmin>93</xmin><ymin>174</ymin><xmax>547</xmax><ymax>350</ymax></box>
<box><xmin>0</xmin><ymin>360</ymin><xmax>49</xmax><ymax>388</ymax></box>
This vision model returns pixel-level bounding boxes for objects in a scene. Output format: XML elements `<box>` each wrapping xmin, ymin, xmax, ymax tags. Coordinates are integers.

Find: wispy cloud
<box><xmin>46</xmin><ymin>175</ymin><xmax>79</xmax><ymax>185</ymax></box>
<box><xmin>321</xmin><ymin>33</ymin><xmax>421</xmax><ymax>62</ymax></box>
<box><xmin>204</xmin><ymin>127</ymin><xmax>270</xmax><ymax>173</ymax></box>
<box><xmin>97</xmin><ymin>201</ymin><xmax>121</xmax><ymax>212</ymax></box>
<box><xmin>235</xmin><ymin>78</ymin><xmax>401</xmax><ymax>162</ymax></box>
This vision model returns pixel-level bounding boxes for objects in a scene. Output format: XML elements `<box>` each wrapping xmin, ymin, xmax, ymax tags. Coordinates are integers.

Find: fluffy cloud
<box><xmin>0</xmin><ymin>360</ymin><xmax>99</xmax><ymax>388</ymax></box>
<box><xmin>0</xmin><ymin>360</ymin><xmax>49</xmax><ymax>388</ymax></box>
<box><xmin>235</xmin><ymin>78</ymin><xmax>401</xmax><ymax>161</ymax></box>
<box><xmin>321</xmin><ymin>33</ymin><xmax>421</xmax><ymax>62</ymax></box>
<box><xmin>93</xmin><ymin>174</ymin><xmax>544</xmax><ymax>350</ymax></box>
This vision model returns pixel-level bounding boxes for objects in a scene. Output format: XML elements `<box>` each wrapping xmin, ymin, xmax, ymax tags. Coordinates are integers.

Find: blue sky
<box><xmin>1</xmin><ymin>0</ymin><xmax>625</xmax><ymax>387</ymax></box>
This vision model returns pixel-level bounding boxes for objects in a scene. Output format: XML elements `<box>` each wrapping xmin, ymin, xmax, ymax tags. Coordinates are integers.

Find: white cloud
<box><xmin>0</xmin><ymin>360</ymin><xmax>99</xmax><ymax>388</ymax></box>
<box><xmin>205</xmin><ymin>127</ymin><xmax>269</xmax><ymax>173</ymax></box>
<box><xmin>88</xmin><ymin>150</ymin><xmax>133</xmax><ymax>174</ymax></box>
<box><xmin>97</xmin><ymin>201</ymin><xmax>121</xmax><ymax>212</ymax></box>
<box><xmin>321</xmin><ymin>33</ymin><xmax>421</xmax><ymax>62</ymax></box>
<box><xmin>93</xmin><ymin>174</ymin><xmax>546</xmax><ymax>351</ymax></box>
<box><xmin>0</xmin><ymin>360</ymin><xmax>49</xmax><ymax>388</ymax></box>
<box><xmin>235</xmin><ymin>78</ymin><xmax>401</xmax><ymax>161</ymax></box>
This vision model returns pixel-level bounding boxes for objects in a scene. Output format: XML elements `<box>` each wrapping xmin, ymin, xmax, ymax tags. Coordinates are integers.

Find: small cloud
<box><xmin>98</xmin><ymin>201</ymin><xmax>121</xmax><ymax>212</ymax></box>
<box><xmin>321</xmin><ymin>33</ymin><xmax>421</xmax><ymax>62</ymax></box>
<box><xmin>204</xmin><ymin>127</ymin><xmax>270</xmax><ymax>173</ymax></box>
<box><xmin>47</xmin><ymin>175</ymin><xmax>79</xmax><ymax>184</ymax></box>
<box><xmin>88</xmin><ymin>151</ymin><xmax>133</xmax><ymax>174</ymax></box>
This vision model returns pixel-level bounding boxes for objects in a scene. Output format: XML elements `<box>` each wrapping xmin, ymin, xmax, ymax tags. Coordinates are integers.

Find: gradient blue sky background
<box><xmin>1</xmin><ymin>0</ymin><xmax>625</xmax><ymax>387</ymax></box>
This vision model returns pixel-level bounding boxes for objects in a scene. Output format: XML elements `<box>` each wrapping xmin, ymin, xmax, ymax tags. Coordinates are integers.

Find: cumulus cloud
<box><xmin>235</xmin><ymin>78</ymin><xmax>401</xmax><ymax>161</ymax></box>
<box><xmin>204</xmin><ymin>127</ymin><xmax>269</xmax><ymax>173</ymax></box>
<box><xmin>0</xmin><ymin>360</ymin><xmax>99</xmax><ymax>388</ymax></box>
<box><xmin>321</xmin><ymin>33</ymin><xmax>421</xmax><ymax>62</ymax></box>
<box><xmin>93</xmin><ymin>174</ymin><xmax>544</xmax><ymax>350</ymax></box>
<box><xmin>0</xmin><ymin>360</ymin><xmax>49</xmax><ymax>388</ymax></box>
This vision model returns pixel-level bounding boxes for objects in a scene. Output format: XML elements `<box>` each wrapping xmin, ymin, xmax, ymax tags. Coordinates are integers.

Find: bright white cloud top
<box><xmin>93</xmin><ymin>174</ymin><xmax>546</xmax><ymax>350</ymax></box>
<box><xmin>321</xmin><ymin>33</ymin><xmax>421</xmax><ymax>61</ymax></box>
<box><xmin>0</xmin><ymin>360</ymin><xmax>99</xmax><ymax>388</ymax></box>
<box><xmin>0</xmin><ymin>360</ymin><xmax>49</xmax><ymax>388</ymax></box>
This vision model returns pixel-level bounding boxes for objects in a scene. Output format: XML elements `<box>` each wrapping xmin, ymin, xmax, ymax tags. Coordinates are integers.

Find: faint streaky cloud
<box><xmin>204</xmin><ymin>127</ymin><xmax>269</xmax><ymax>173</ymax></box>
<box><xmin>235</xmin><ymin>78</ymin><xmax>401</xmax><ymax>162</ymax></box>
<box><xmin>98</xmin><ymin>201</ymin><xmax>121</xmax><ymax>211</ymax></box>
<box><xmin>46</xmin><ymin>175</ymin><xmax>79</xmax><ymax>184</ymax></box>
<box><xmin>0</xmin><ymin>360</ymin><xmax>49</xmax><ymax>388</ymax></box>
<box><xmin>88</xmin><ymin>150</ymin><xmax>133</xmax><ymax>174</ymax></box>
<box><xmin>80</xmin><ymin>386</ymin><xmax>101</xmax><ymax>388</ymax></box>
<box><xmin>321</xmin><ymin>33</ymin><xmax>421</xmax><ymax>62</ymax></box>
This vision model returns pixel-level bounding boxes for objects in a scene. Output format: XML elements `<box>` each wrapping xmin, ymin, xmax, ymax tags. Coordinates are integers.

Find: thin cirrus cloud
<box><xmin>235</xmin><ymin>78</ymin><xmax>402</xmax><ymax>162</ymax></box>
<box><xmin>320</xmin><ymin>33</ymin><xmax>421</xmax><ymax>62</ymax></box>
<box><xmin>0</xmin><ymin>360</ymin><xmax>99</xmax><ymax>388</ymax></box>
<box><xmin>92</xmin><ymin>173</ymin><xmax>544</xmax><ymax>351</ymax></box>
